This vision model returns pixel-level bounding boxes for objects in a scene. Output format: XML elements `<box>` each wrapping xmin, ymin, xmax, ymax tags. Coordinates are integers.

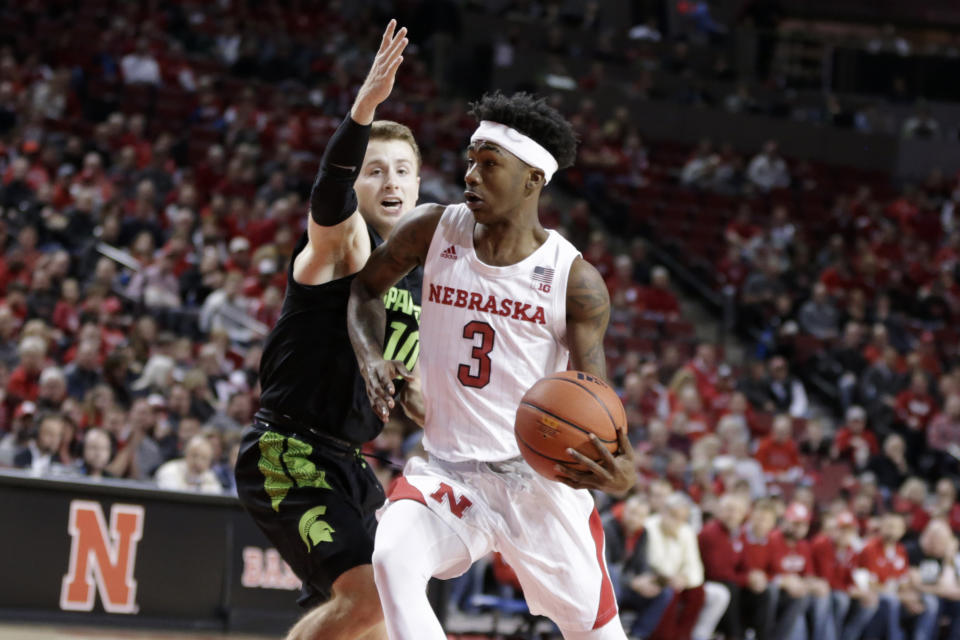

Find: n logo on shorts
<box><xmin>60</xmin><ymin>500</ymin><xmax>144</xmax><ymax>614</ymax></box>
<box><xmin>430</xmin><ymin>482</ymin><xmax>473</xmax><ymax>519</ymax></box>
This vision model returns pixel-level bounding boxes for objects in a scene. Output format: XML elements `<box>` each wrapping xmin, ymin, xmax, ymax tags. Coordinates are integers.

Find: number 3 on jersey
<box><xmin>457</xmin><ymin>321</ymin><xmax>496</xmax><ymax>388</ymax></box>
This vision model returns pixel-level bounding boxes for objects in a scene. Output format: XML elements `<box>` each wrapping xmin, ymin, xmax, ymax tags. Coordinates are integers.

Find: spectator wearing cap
<box><xmin>605</xmin><ymin>495</ymin><xmax>675</xmax><ymax>639</ymax></box>
<box><xmin>76</xmin><ymin>427</ymin><xmax>113</xmax><ymax>479</ymax></box>
<box><xmin>928</xmin><ymin>394</ymin><xmax>960</xmax><ymax>478</ymax></box>
<box><xmin>699</xmin><ymin>493</ymin><xmax>760</xmax><ymax>640</ymax></box>
<box><xmin>7</xmin><ymin>335</ymin><xmax>47</xmax><ymax>404</ymax></box>
<box><xmin>768</xmin><ymin>502</ymin><xmax>834</xmax><ymax>640</ymax></box>
<box><xmin>155</xmin><ymin>434</ymin><xmax>222</xmax><ymax>494</ymax></box>
<box><xmin>832</xmin><ymin>406</ymin><xmax>879</xmax><ymax>467</ymax></box>
<box><xmin>646</xmin><ymin>492</ymin><xmax>711</xmax><ymax>640</ymax></box>
<box><xmin>225</xmin><ymin>236</ymin><xmax>252</xmax><ymax>273</ymax></box>
<box><xmin>754</xmin><ymin>414</ymin><xmax>803</xmax><ymax>482</ymax></box>
<box><xmin>13</xmin><ymin>412</ymin><xmax>65</xmax><ymax>475</ymax></box>
<box><xmin>764</xmin><ymin>356</ymin><xmax>808</xmax><ymax>419</ymax></box>
<box><xmin>0</xmin><ymin>401</ymin><xmax>35</xmax><ymax>466</ymax></box>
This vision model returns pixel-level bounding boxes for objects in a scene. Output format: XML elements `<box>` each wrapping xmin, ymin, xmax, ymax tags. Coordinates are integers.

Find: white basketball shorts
<box><xmin>384</xmin><ymin>455</ymin><xmax>619</xmax><ymax>631</ymax></box>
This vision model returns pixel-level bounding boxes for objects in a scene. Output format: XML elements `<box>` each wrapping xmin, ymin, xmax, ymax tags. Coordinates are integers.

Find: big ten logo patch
<box><xmin>60</xmin><ymin>500</ymin><xmax>144</xmax><ymax>614</ymax></box>
<box><xmin>241</xmin><ymin>547</ymin><xmax>302</xmax><ymax>591</ymax></box>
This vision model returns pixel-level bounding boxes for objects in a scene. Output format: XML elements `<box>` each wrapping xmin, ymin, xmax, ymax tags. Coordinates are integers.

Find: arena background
<box><xmin>2</xmin><ymin>0</ymin><xmax>960</xmax><ymax>638</ymax></box>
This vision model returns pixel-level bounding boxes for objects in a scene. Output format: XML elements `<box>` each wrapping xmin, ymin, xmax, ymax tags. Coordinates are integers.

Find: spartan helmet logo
<box><xmin>299</xmin><ymin>506</ymin><xmax>335</xmax><ymax>550</ymax></box>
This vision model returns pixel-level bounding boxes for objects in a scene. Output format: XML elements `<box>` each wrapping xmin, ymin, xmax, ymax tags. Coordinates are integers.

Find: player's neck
<box><xmin>473</xmin><ymin>212</ymin><xmax>547</xmax><ymax>267</ymax></box>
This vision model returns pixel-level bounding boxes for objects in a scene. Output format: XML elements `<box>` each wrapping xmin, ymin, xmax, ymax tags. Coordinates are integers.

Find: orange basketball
<box><xmin>514</xmin><ymin>370</ymin><xmax>626</xmax><ymax>482</ymax></box>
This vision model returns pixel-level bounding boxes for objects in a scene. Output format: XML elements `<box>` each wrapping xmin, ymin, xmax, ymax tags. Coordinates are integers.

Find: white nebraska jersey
<box><xmin>419</xmin><ymin>203</ymin><xmax>581</xmax><ymax>462</ymax></box>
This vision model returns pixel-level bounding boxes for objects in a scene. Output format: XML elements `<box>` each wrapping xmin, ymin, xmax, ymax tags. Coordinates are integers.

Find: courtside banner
<box><xmin>0</xmin><ymin>470</ymin><xmax>300</xmax><ymax>632</ymax></box>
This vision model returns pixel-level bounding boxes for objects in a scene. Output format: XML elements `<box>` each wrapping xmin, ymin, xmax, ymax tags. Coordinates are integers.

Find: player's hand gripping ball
<box><xmin>515</xmin><ymin>371</ymin><xmax>627</xmax><ymax>481</ymax></box>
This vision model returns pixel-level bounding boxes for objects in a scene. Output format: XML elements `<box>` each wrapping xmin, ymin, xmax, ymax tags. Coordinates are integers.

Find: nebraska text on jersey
<box><xmin>427</xmin><ymin>283</ymin><xmax>547</xmax><ymax>325</ymax></box>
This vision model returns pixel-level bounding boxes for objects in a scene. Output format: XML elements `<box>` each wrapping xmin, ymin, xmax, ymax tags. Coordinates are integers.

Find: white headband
<box><xmin>470</xmin><ymin>120</ymin><xmax>559</xmax><ymax>184</ymax></box>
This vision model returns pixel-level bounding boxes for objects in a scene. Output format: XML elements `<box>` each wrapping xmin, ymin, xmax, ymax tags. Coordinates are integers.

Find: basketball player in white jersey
<box><xmin>348</xmin><ymin>92</ymin><xmax>636</xmax><ymax>639</ymax></box>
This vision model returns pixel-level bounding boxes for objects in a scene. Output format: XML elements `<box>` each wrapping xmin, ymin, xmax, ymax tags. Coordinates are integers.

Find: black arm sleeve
<box><xmin>309</xmin><ymin>114</ymin><xmax>371</xmax><ymax>227</ymax></box>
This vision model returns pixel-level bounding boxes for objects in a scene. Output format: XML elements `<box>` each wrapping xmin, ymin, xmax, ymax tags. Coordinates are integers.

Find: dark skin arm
<box><xmin>348</xmin><ymin>203</ymin><xmax>446</xmax><ymax>421</ymax></box>
<box><xmin>553</xmin><ymin>257</ymin><xmax>637</xmax><ymax>497</ymax></box>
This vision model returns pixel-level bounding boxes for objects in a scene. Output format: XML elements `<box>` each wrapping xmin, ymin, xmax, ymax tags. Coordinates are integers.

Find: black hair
<box><xmin>468</xmin><ymin>91</ymin><xmax>578</xmax><ymax>170</ymax></box>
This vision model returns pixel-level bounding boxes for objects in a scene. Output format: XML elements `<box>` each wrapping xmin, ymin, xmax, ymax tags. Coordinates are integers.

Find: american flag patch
<box><xmin>532</xmin><ymin>266</ymin><xmax>555</xmax><ymax>287</ymax></box>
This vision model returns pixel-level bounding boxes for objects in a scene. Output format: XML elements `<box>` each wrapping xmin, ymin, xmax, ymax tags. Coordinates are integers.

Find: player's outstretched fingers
<box><xmin>379</xmin><ymin>19</ymin><xmax>397</xmax><ymax>51</ymax></box>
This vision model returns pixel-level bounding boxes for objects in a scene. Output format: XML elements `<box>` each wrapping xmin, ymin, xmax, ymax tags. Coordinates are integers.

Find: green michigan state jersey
<box><xmin>258</xmin><ymin>227</ymin><xmax>422</xmax><ymax>445</ymax></box>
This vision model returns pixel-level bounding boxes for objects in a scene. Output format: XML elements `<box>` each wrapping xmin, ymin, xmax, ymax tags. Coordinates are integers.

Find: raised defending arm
<box><xmin>293</xmin><ymin>20</ymin><xmax>408</xmax><ymax>286</ymax></box>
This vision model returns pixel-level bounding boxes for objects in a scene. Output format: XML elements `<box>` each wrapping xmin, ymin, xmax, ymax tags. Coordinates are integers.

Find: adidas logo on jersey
<box><xmin>440</xmin><ymin>245</ymin><xmax>458</xmax><ymax>260</ymax></box>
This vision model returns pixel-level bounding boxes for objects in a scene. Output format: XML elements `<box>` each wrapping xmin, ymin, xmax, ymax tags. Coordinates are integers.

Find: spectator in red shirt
<box><xmin>670</xmin><ymin>383</ymin><xmax>713</xmax><ymax>443</ymax></box>
<box><xmin>699</xmin><ymin>493</ymin><xmax>760</xmax><ymax>640</ymax></box>
<box><xmin>584</xmin><ymin>230</ymin><xmax>615</xmax><ymax>282</ymax></box>
<box><xmin>892</xmin><ymin>477</ymin><xmax>931</xmax><ymax>536</ymax></box>
<box><xmin>768</xmin><ymin>503</ymin><xmax>834</xmax><ymax>640</ymax></box>
<box><xmin>754</xmin><ymin>414</ymin><xmax>803</xmax><ymax>481</ymax></box>
<box><xmin>832</xmin><ymin>405</ymin><xmax>879</xmax><ymax>467</ymax></box>
<box><xmin>640</xmin><ymin>266</ymin><xmax>681</xmax><ymax>318</ymax></box>
<box><xmin>894</xmin><ymin>371</ymin><xmax>937</xmax><ymax>448</ymax></box>
<box><xmin>622</xmin><ymin>363</ymin><xmax>670</xmax><ymax>427</ymax></box>
<box><xmin>862</xmin><ymin>513</ymin><xmax>938</xmax><ymax>640</ymax></box>
<box><xmin>739</xmin><ymin>498</ymin><xmax>779</xmax><ymax>639</ymax></box>
<box><xmin>606</xmin><ymin>254</ymin><xmax>644</xmax><ymax>309</ymax></box>
<box><xmin>823</xmin><ymin>511</ymin><xmax>881</xmax><ymax>640</ymax></box>
<box><xmin>7</xmin><ymin>334</ymin><xmax>46</xmax><ymax>405</ymax></box>
<box><xmin>682</xmin><ymin>343</ymin><xmax>720</xmax><ymax>407</ymax></box>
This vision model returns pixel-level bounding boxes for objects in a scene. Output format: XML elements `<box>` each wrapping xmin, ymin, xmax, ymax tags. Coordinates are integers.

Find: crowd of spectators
<box><xmin>3</xmin><ymin>2</ymin><xmax>960</xmax><ymax>639</ymax></box>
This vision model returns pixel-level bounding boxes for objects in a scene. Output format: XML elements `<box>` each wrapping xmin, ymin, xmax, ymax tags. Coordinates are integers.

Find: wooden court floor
<box><xmin>0</xmin><ymin>625</ymin><xmax>276</xmax><ymax>640</ymax></box>
<box><xmin>0</xmin><ymin>625</ymin><xmax>492</xmax><ymax>639</ymax></box>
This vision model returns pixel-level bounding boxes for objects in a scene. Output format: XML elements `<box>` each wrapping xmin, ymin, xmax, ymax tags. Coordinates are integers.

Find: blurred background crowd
<box><xmin>2</xmin><ymin>0</ymin><xmax>960</xmax><ymax>638</ymax></box>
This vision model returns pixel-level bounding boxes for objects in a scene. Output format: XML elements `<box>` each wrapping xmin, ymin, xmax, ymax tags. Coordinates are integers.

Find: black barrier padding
<box><xmin>0</xmin><ymin>470</ymin><xmax>300</xmax><ymax>633</ymax></box>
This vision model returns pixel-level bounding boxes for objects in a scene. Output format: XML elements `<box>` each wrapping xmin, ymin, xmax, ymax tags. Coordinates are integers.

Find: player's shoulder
<box><xmin>566</xmin><ymin>257</ymin><xmax>609</xmax><ymax>303</ymax></box>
